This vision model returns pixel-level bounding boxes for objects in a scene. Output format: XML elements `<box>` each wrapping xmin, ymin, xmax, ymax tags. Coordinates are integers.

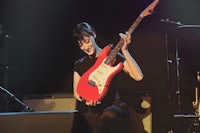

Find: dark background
<box><xmin>1</xmin><ymin>0</ymin><xmax>200</xmax><ymax>133</ymax></box>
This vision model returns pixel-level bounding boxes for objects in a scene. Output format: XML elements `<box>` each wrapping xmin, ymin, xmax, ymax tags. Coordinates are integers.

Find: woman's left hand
<box><xmin>85</xmin><ymin>100</ymin><xmax>101</xmax><ymax>106</ymax></box>
<box><xmin>119</xmin><ymin>31</ymin><xmax>131</xmax><ymax>51</ymax></box>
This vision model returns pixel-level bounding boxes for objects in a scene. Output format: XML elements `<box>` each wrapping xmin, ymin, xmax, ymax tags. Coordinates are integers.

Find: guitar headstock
<box><xmin>140</xmin><ymin>0</ymin><xmax>159</xmax><ymax>18</ymax></box>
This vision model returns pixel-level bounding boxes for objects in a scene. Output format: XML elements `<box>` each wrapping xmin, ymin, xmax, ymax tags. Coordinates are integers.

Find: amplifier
<box><xmin>23</xmin><ymin>93</ymin><xmax>76</xmax><ymax>111</ymax></box>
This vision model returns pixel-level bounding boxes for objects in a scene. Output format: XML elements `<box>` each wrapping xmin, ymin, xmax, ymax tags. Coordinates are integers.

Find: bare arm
<box><xmin>119</xmin><ymin>32</ymin><xmax>144</xmax><ymax>81</ymax></box>
<box><xmin>73</xmin><ymin>71</ymin><xmax>83</xmax><ymax>101</ymax></box>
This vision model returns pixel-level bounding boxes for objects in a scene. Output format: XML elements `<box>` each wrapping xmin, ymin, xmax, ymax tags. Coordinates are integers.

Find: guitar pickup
<box><xmin>88</xmin><ymin>80</ymin><xmax>96</xmax><ymax>87</ymax></box>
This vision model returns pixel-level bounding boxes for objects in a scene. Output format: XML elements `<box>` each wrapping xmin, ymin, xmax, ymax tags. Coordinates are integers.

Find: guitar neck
<box><xmin>105</xmin><ymin>15</ymin><xmax>143</xmax><ymax>65</ymax></box>
<box><xmin>127</xmin><ymin>15</ymin><xmax>144</xmax><ymax>34</ymax></box>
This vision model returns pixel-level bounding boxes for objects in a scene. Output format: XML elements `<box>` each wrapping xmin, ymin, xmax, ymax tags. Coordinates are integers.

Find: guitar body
<box><xmin>77</xmin><ymin>45</ymin><xmax>123</xmax><ymax>101</ymax></box>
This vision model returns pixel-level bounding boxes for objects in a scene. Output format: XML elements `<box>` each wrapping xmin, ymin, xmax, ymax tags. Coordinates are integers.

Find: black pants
<box><xmin>72</xmin><ymin>100</ymin><xmax>148</xmax><ymax>133</ymax></box>
<box><xmin>76</xmin><ymin>105</ymin><xmax>129</xmax><ymax>133</ymax></box>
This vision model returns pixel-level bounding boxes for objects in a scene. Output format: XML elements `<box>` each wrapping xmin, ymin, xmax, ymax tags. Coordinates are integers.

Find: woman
<box><xmin>72</xmin><ymin>22</ymin><xmax>146</xmax><ymax>133</ymax></box>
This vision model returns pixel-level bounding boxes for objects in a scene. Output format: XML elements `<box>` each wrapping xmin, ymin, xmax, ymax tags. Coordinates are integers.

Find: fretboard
<box><xmin>105</xmin><ymin>15</ymin><xmax>144</xmax><ymax>65</ymax></box>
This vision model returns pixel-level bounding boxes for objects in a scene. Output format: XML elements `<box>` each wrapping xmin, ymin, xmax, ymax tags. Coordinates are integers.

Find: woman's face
<box><xmin>78</xmin><ymin>35</ymin><xmax>96</xmax><ymax>56</ymax></box>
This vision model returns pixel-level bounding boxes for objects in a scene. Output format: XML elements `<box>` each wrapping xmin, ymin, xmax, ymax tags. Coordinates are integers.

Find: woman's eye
<box><xmin>84</xmin><ymin>38</ymin><xmax>90</xmax><ymax>44</ymax></box>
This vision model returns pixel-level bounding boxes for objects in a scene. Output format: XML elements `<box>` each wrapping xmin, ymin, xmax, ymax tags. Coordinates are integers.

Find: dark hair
<box><xmin>73</xmin><ymin>22</ymin><xmax>95</xmax><ymax>41</ymax></box>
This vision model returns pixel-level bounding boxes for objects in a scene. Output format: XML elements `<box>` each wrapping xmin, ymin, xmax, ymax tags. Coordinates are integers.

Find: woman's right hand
<box><xmin>74</xmin><ymin>93</ymin><xmax>83</xmax><ymax>102</ymax></box>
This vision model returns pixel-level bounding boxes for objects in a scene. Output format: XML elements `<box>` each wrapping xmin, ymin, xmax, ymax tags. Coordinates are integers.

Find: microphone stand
<box><xmin>165</xmin><ymin>33</ymin><xmax>175</xmax><ymax>133</ymax></box>
<box><xmin>0</xmin><ymin>85</ymin><xmax>34</xmax><ymax>112</ymax></box>
<box><xmin>0</xmin><ymin>25</ymin><xmax>29</xmax><ymax>112</ymax></box>
<box><xmin>161</xmin><ymin>18</ymin><xmax>183</xmax><ymax>133</ymax></box>
<box><xmin>175</xmin><ymin>38</ymin><xmax>181</xmax><ymax>114</ymax></box>
<box><xmin>175</xmin><ymin>37</ymin><xmax>183</xmax><ymax>133</ymax></box>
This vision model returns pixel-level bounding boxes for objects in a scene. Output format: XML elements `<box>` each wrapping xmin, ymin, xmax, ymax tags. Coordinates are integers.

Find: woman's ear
<box><xmin>93</xmin><ymin>33</ymin><xmax>96</xmax><ymax>39</ymax></box>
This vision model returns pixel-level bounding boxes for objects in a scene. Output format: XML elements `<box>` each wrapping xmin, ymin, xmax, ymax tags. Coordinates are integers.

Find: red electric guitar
<box><xmin>77</xmin><ymin>0</ymin><xmax>159</xmax><ymax>101</ymax></box>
